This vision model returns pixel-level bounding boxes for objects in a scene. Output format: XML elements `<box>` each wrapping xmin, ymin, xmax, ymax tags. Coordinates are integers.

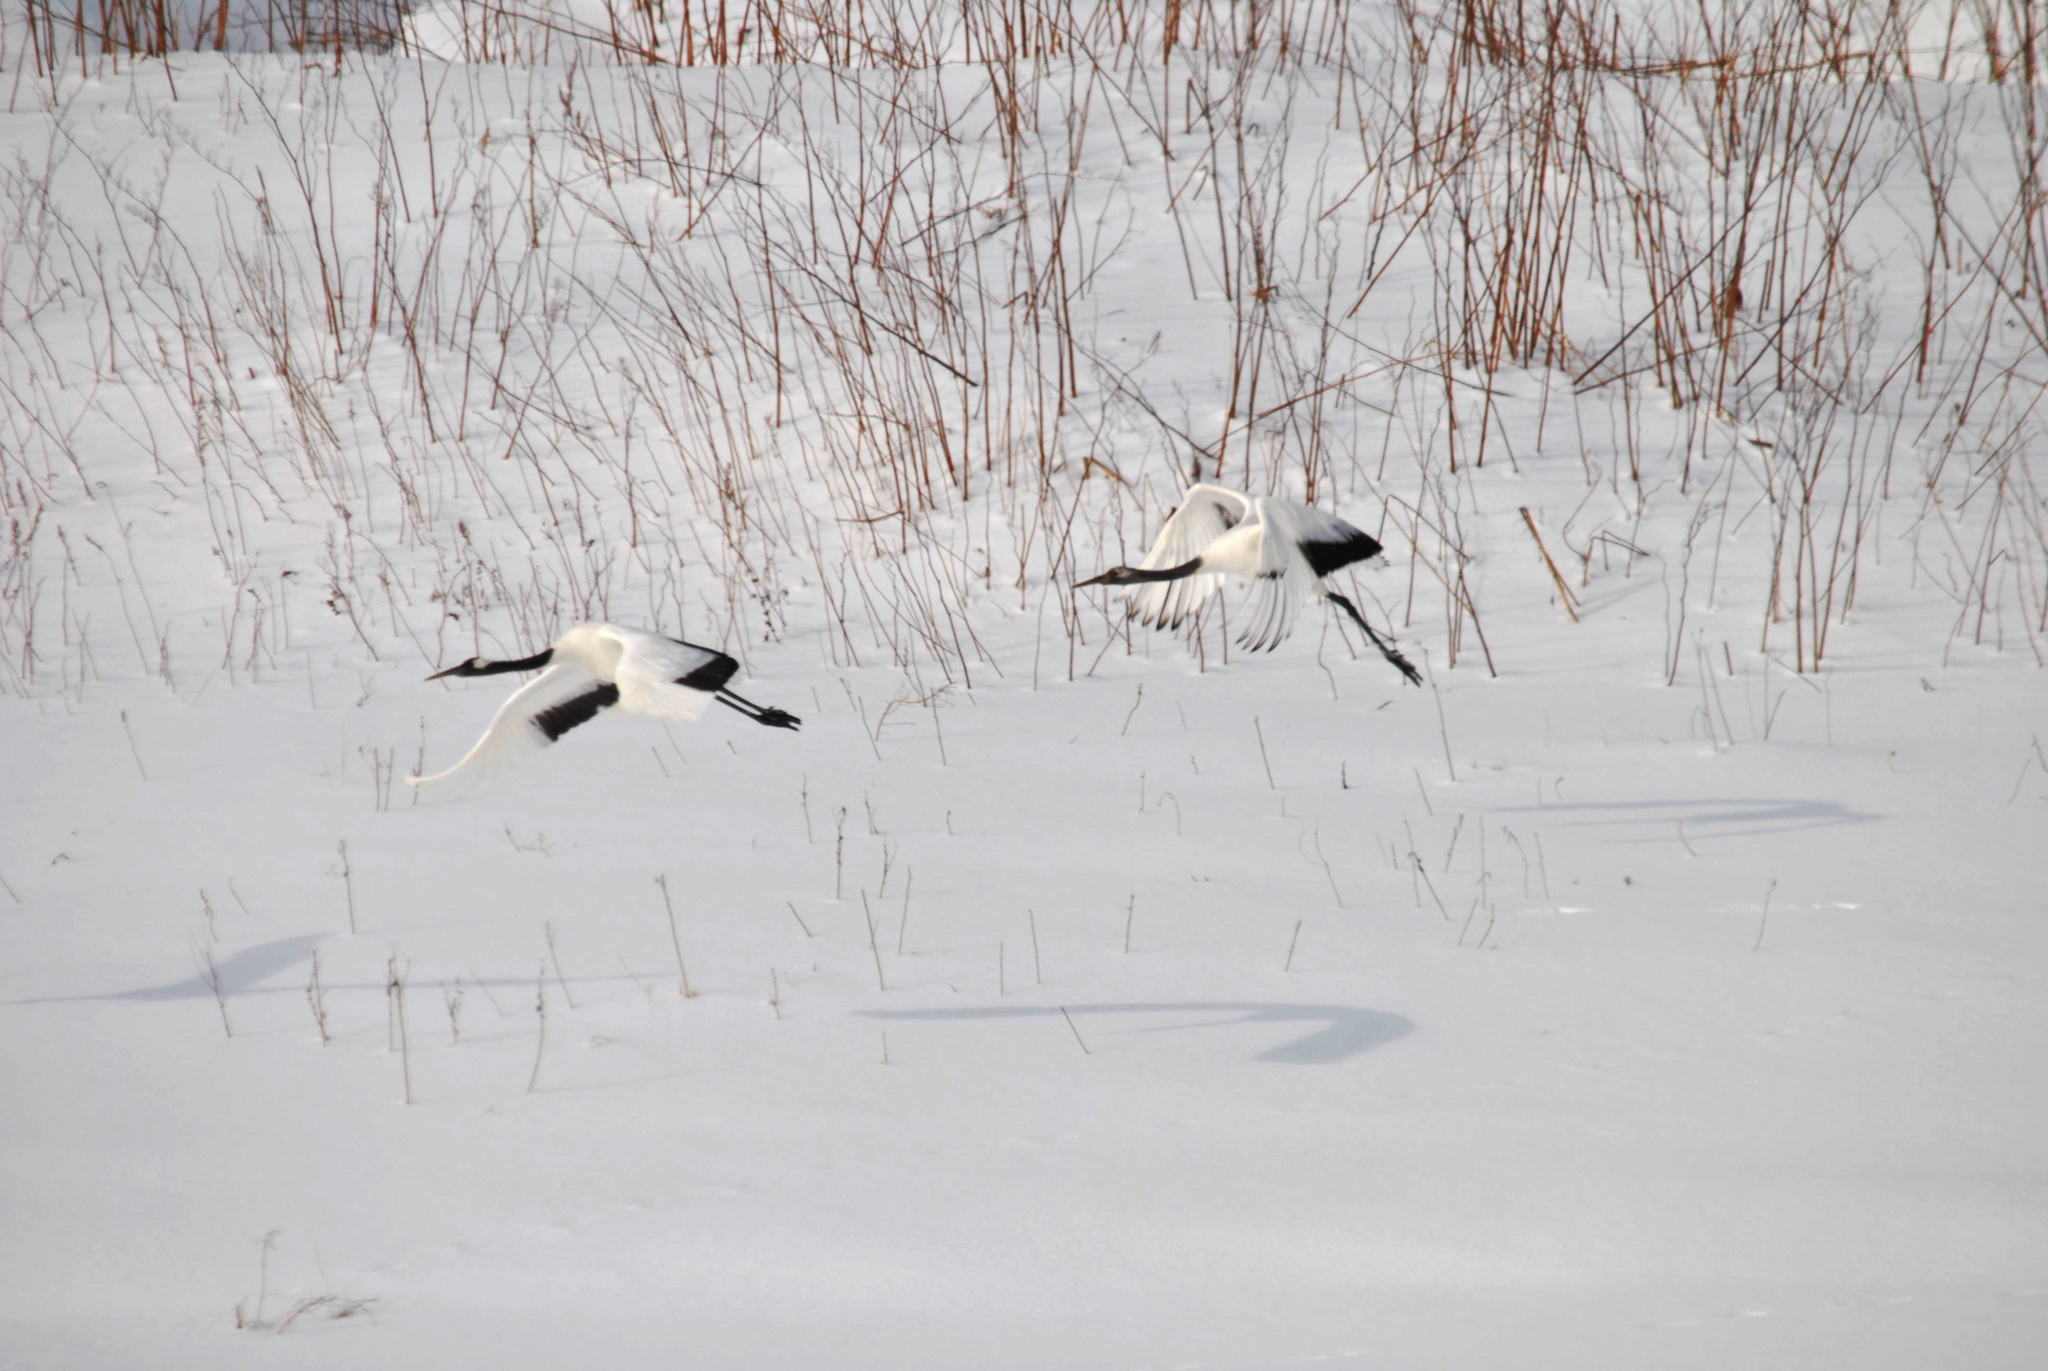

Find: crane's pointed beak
<box><xmin>1074</xmin><ymin>569</ymin><xmax>1119</xmax><ymax>589</ymax></box>
<box><xmin>425</xmin><ymin>663</ymin><xmax>466</xmax><ymax>681</ymax></box>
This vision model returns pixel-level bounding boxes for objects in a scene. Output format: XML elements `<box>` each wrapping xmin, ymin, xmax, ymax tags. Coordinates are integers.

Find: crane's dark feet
<box><xmin>1326</xmin><ymin>591</ymin><xmax>1423</xmax><ymax>687</ymax></box>
<box><xmin>755</xmin><ymin>707</ymin><xmax>802</xmax><ymax>730</ymax></box>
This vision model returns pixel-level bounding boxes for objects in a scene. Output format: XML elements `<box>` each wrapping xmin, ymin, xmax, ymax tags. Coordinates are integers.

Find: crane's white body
<box><xmin>1079</xmin><ymin>485</ymin><xmax>1419</xmax><ymax>683</ymax></box>
<box><xmin>406</xmin><ymin>623</ymin><xmax>795</xmax><ymax>794</ymax></box>
<box><xmin>543</xmin><ymin>623</ymin><xmax>725</xmax><ymax>722</ymax></box>
<box><xmin>1115</xmin><ymin>486</ymin><xmax>1383</xmax><ymax>651</ymax></box>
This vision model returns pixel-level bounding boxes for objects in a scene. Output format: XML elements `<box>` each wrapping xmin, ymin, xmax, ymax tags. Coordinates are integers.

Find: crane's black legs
<box><xmin>1326</xmin><ymin>592</ymin><xmax>1423</xmax><ymax>687</ymax></box>
<box><xmin>717</xmin><ymin>689</ymin><xmax>802</xmax><ymax>730</ymax></box>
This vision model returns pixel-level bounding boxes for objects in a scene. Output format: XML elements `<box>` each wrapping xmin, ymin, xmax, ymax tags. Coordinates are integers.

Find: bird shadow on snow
<box><xmin>20</xmin><ymin>946</ymin><xmax>1413</xmax><ymax>1066</ymax></box>
<box><xmin>21</xmin><ymin>941</ymin><xmax>674</xmax><ymax>1009</ymax></box>
<box><xmin>10</xmin><ymin>935</ymin><xmax>327</xmax><ymax>1006</ymax></box>
<box><xmin>1488</xmin><ymin>796</ymin><xmax>1878</xmax><ymax>842</ymax></box>
<box><xmin>860</xmin><ymin>1002</ymin><xmax>1414</xmax><ymax>1064</ymax></box>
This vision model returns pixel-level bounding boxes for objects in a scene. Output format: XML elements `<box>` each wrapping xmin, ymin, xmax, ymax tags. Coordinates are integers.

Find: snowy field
<box><xmin>3</xmin><ymin>3</ymin><xmax>2046</xmax><ymax>1367</ymax></box>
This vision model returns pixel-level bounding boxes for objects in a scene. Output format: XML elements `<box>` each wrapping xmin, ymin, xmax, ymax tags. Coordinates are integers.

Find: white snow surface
<box><xmin>3</xmin><ymin>11</ymin><xmax>2046</xmax><ymax>1368</ymax></box>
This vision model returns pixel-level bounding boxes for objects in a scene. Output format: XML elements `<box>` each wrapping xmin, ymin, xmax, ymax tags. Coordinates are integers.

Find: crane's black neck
<box><xmin>1092</xmin><ymin>557</ymin><xmax>1204</xmax><ymax>586</ymax></box>
<box><xmin>443</xmin><ymin>648</ymin><xmax>554</xmax><ymax>678</ymax></box>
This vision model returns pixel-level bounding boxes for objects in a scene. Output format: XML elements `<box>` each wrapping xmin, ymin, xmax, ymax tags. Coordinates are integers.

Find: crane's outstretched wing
<box><xmin>406</xmin><ymin>663</ymin><xmax>618</xmax><ymax>795</ymax></box>
<box><xmin>1289</xmin><ymin>505</ymin><xmax>1384</xmax><ymax>576</ymax></box>
<box><xmin>1236</xmin><ymin>500</ymin><xmax>1383</xmax><ymax>651</ymax></box>
<box><xmin>1229</xmin><ymin>498</ymin><xmax>1317</xmax><ymax>650</ymax></box>
<box><xmin>606</xmin><ymin>630</ymin><xmax>737</xmax><ymax>722</ymax></box>
<box><xmin>1124</xmin><ymin>485</ymin><xmax>1250</xmax><ymax>631</ymax></box>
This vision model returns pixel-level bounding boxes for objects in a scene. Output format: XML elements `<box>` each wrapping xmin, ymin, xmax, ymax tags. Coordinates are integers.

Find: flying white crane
<box><xmin>405</xmin><ymin>622</ymin><xmax>800</xmax><ymax>793</ymax></box>
<box><xmin>1076</xmin><ymin>485</ymin><xmax>1421</xmax><ymax>685</ymax></box>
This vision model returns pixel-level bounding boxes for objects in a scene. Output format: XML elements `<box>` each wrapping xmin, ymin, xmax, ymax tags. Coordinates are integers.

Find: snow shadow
<box><xmin>861</xmin><ymin>1002</ymin><xmax>1414</xmax><ymax>1064</ymax></box>
<box><xmin>108</xmin><ymin>936</ymin><xmax>326</xmax><ymax>1002</ymax></box>
<box><xmin>1489</xmin><ymin>796</ymin><xmax>1877</xmax><ymax>841</ymax></box>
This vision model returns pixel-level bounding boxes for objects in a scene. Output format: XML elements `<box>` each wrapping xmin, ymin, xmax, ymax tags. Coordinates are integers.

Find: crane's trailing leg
<box><xmin>1326</xmin><ymin>592</ymin><xmax>1422</xmax><ymax>687</ymax></box>
<box><xmin>716</xmin><ymin>689</ymin><xmax>802</xmax><ymax>730</ymax></box>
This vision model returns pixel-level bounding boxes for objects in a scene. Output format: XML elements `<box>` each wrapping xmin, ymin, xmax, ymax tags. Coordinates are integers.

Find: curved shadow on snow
<box><xmin>1489</xmin><ymin>796</ymin><xmax>1877</xmax><ymax>841</ymax></box>
<box><xmin>106</xmin><ymin>936</ymin><xmax>325</xmax><ymax>1002</ymax></box>
<box><xmin>14</xmin><ymin>943</ymin><xmax>657</xmax><ymax>1008</ymax></box>
<box><xmin>860</xmin><ymin>1002</ymin><xmax>1414</xmax><ymax>1064</ymax></box>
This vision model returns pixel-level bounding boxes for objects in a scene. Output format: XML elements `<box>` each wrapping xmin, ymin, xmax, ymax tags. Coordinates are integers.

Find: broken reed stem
<box><xmin>1123</xmin><ymin>894</ymin><xmax>1135</xmax><ymax>953</ymax></box>
<box><xmin>200</xmin><ymin>942</ymin><xmax>231</xmax><ymax>1038</ymax></box>
<box><xmin>1753</xmin><ymin>877</ymin><xmax>1779</xmax><ymax>952</ymax></box>
<box><xmin>1060</xmin><ymin>1005</ymin><xmax>1091</xmax><ymax>1055</ymax></box>
<box><xmin>1423</xmin><ymin>655</ymin><xmax>1456</xmax><ymax>783</ymax></box>
<box><xmin>305</xmin><ymin>951</ymin><xmax>329</xmax><ymax>1045</ymax></box>
<box><xmin>1283</xmin><ymin>918</ymin><xmax>1304</xmax><ymax>972</ymax></box>
<box><xmin>544</xmin><ymin>921</ymin><xmax>578</xmax><ymax>1009</ymax></box>
<box><xmin>275</xmin><ymin>1295</ymin><xmax>375</xmax><ymax>1334</ymax></box>
<box><xmin>1412</xmin><ymin>854</ymin><xmax>1451</xmax><ymax>920</ymax></box>
<box><xmin>896</xmin><ymin>868</ymin><xmax>913</xmax><ymax>955</ymax></box>
<box><xmin>337</xmin><ymin>840</ymin><xmax>356</xmax><ymax>935</ymax></box>
<box><xmin>253</xmin><ymin>1230</ymin><xmax>278</xmax><ymax>1327</ymax></box>
<box><xmin>526</xmin><ymin>967</ymin><xmax>547</xmax><ymax>1093</ymax></box>
<box><xmin>120</xmin><ymin>709</ymin><xmax>148</xmax><ymax>780</ymax></box>
<box><xmin>387</xmin><ymin>954</ymin><xmax>412</xmax><ymax>1105</ymax></box>
<box><xmin>786</xmin><ymin>899</ymin><xmax>814</xmax><ymax>938</ymax></box>
<box><xmin>1520</xmin><ymin>507</ymin><xmax>1581</xmax><ymax>623</ymax></box>
<box><xmin>1457</xmin><ymin>895</ymin><xmax>1484</xmax><ymax>948</ymax></box>
<box><xmin>655</xmin><ymin>875</ymin><xmax>693</xmax><ymax>997</ymax></box>
<box><xmin>861</xmin><ymin>890</ymin><xmax>886</xmax><ymax>991</ymax></box>
<box><xmin>1308</xmin><ymin>824</ymin><xmax>1343</xmax><ymax>907</ymax></box>
<box><xmin>1254</xmin><ymin>716</ymin><xmax>1276</xmax><ymax>789</ymax></box>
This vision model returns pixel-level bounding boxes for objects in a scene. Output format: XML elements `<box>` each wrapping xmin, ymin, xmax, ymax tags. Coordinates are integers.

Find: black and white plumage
<box><xmin>405</xmin><ymin>623</ymin><xmax>799</xmax><ymax>793</ymax></box>
<box><xmin>1077</xmin><ymin>485</ymin><xmax>1421</xmax><ymax>685</ymax></box>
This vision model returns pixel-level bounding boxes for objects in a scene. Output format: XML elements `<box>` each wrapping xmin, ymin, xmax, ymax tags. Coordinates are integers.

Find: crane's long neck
<box><xmin>1112</xmin><ymin>556</ymin><xmax>1205</xmax><ymax>584</ymax></box>
<box><xmin>471</xmin><ymin>649</ymin><xmax>554</xmax><ymax>676</ymax></box>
